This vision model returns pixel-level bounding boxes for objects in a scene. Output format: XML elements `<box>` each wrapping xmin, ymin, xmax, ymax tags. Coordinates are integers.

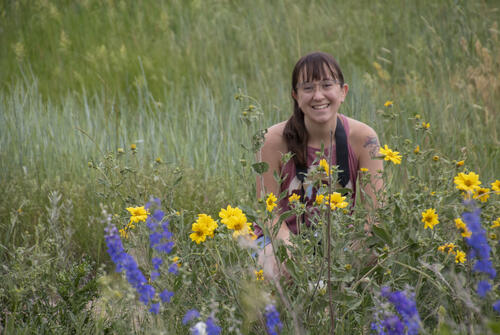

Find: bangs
<box><xmin>292</xmin><ymin>52</ymin><xmax>344</xmax><ymax>89</ymax></box>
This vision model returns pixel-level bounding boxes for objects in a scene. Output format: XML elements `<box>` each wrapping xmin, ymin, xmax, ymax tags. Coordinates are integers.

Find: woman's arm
<box><xmin>256</xmin><ymin>123</ymin><xmax>292</xmax><ymax>278</ymax></box>
<box><xmin>358</xmin><ymin>126</ymin><xmax>384</xmax><ymax>209</ymax></box>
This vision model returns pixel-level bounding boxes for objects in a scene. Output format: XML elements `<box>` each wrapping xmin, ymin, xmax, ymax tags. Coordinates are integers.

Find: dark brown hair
<box><xmin>283</xmin><ymin>52</ymin><xmax>345</xmax><ymax>168</ymax></box>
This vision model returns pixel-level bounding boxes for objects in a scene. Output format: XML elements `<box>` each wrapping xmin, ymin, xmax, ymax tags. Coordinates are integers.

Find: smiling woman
<box><xmin>254</xmin><ymin>51</ymin><xmax>384</xmax><ymax>278</ymax></box>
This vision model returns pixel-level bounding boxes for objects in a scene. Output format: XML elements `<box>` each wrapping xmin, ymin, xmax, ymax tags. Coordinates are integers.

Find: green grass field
<box><xmin>1</xmin><ymin>0</ymin><xmax>499</xmax><ymax>333</ymax></box>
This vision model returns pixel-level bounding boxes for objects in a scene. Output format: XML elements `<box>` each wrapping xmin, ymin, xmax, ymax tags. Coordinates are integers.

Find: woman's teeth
<box><xmin>312</xmin><ymin>104</ymin><xmax>329</xmax><ymax>110</ymax></box>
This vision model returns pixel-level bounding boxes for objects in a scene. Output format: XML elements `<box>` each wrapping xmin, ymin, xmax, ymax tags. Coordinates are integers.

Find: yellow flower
<box><xmin>456</xmin><ymin>160</ymin><xmax>465</xmax><ymax>167</ymax></box>
<box><xmin>126</xmin><ymin>206</ymin><xmax>149</xmax><ymax>224</ymax></box>
<box><xmin>360</xmin><ymin>167</ymin><xmax>369</xmax><ymax>172</ymax></box>
<box><xmin>266</xmin><ymin>193</ymin><xmax>277</xmax><ymax>212</ymax></box>
<box><xmin>455</xmin><ymin>250</ymin><xmax>466</xmax><ymax>264</ymax></box>
<box><xmin>455</xmin><ymin>218</ymin><xmax>472</xmax><ymax>238</ymax></box>
<box><xmin>315</xmin><ymin>194</ymin><xmax>325</xmax><ymax>205</ymax></box>
<box><xmin>453</xmin><ymin>172</ymin><xmax>481</xmax><ymax>192</ymax></box>
<box><xmin>491</xmin><ymin>217</ymin><xmax>500</xmax><ymax>228</ymax></box>
<box><xmin>489</xmin><ymin>233</ymin><xmax>497</xmax><ymax>240</ymax></box>
<box><xmin>219</xmin><ymin>205</ymin><xmax>255</xmax><ymax>238</ymax></box>
<box><xmin>379</xmin><ymin>144</ymin><xmax>402</xmax><ymax>165</ymax></box>
<box><xmin>289</xmin><ymin>193</ymin><xmax>301</xmax><ymax>203</ymax></box>
<box><xmin>437</xmin><ymin>243</ymin><xmax>456</xmax><ymax>254</ymax></box>
<box><xmin>422</xmin><ymin>208</ymin><xmax>439</xmax><ymax>230</ymax></box>
<box><xmin>119</xmin><ymin>228</ymin><xmax>129</xmax><ymax>239</ymax></box>
<box><xmin>189</xmin><ymin>228</ymin><xmax>207</xmax><ymax>244</ymax></box>
<box><xmin>248</xmin><ymin>231</ymin><xmax>258</xmax><ymax>240</ymax></box>
<box><xmin>413</xmin><ymin>145</ymin><xmax>420</xmax><ymax>154</ymax></box>
<box><xmin>473</xmin><ymin>187</ymin><xmax>490</xmax><ymax>203</ymax></box>
<box><xmin>422</xmin><ymin>122</ymin><xmax>430</xmax><ymax>129</ymax></box>
<box><xmin>319</xmin><ymin>159</ymin><xmax>330</xmax><ymax>176</ymax></box>
<box><xmin>384</xmin><ymin>100</ymin><xmax>393</xmax><ymax>107</ymax></box>
<box><xmin>189</xmin><ymin>214</ymin><xmax>218</xmax><ymax>244</ymax></box>
<box><xmin>172</xmin><ymin>256</ymin><xmax>181</xmax><ymax>267</ymax></box>
<box><xmin>433</xmin><ymin>155</ymin><xmax>439</xmax><ymax>161</ymax></box>
<box><xmin>155</xmin><ymin>157</ymin><xmax>162</xmax><ymax>163</ymax></box>
<box><xmin>491</xmin><ymin>180</ymin><xmax>500</xmax><ymax>193</ymax></box>
<box><xmin>130</xmin><ymin>143</ymin><xmax>136</xmax><ymax>150</ymax></box>
<box><xmin>219</xmin><ymin>205</ymin><xmax>245</xmax><ymax>226</ymax></box>
<box><xmin>415</xmin><ymin>114</ymin><xmax>421</xmax><ymax>119</ymax></box>
<box><xmin>328</xmin><ymin>192</ymin><xmax>348</xmax><ymax>210</ymax></box>
<box><xmin>117</xmin><ymin>147</ymin><xmax>124</xmax><ymax>154</ymax></box>
<box><xmin>255</xmin><ymin>269</ymin><xmax>264</xmax><ymax>281</ymax></box>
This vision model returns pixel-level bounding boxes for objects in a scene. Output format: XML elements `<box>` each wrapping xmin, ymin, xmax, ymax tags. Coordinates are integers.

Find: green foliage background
<box><xmin>0</xmin><ymin>0</ymin><xmax>499</xmax><ymax>333</ymax></box>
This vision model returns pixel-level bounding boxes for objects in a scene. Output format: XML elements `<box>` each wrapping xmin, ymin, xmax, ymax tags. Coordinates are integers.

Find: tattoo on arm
<box><xmin>363</xmin><ymin>136</ymin><xmax>380</xmax><ymax>158</ymax></box>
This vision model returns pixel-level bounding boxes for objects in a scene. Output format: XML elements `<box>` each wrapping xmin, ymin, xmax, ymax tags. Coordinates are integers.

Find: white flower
<box><xmin>191</xmin><ymin>321</ymin><xmax>207</xmax><ymax>335</ymax></box>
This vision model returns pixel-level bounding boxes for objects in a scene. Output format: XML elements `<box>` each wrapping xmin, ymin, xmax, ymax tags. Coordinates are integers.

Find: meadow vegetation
<box><xmin>0</xmin><ymin>0</ymin><xmax>499</xmax><ymax>333</ymax></box>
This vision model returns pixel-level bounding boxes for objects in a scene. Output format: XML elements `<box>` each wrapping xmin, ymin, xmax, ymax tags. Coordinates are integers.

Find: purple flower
<box><xmin>146</xmin><ymin>217</ymin><xmax>158</xmax><ymax>231</ymax></box>
<box><xmin>183</xmin><ymin>309</ymin><xmax>200</xmax><ymax>325</ymax></box>
<box><xmin>149</xmin><ymin>303</ymin><xmax>160</xmax><ymax>314</ymax></box>
<box><xmin>155</xmin><ymin>241</ymin><xmax>174</xmax><ymax>254</ymax></box>
<box><xmin>145</xmin><ymin>197</ymin><xmax>161</xmax><ymax>210</ymax></box>
<box><xmin>381</xmin><ymin>315</ymin><xmax>405</xmax><ymax>335</ymax></box>
<box><xmin>264</xmin><ymin>304</ymin><xmax>283</xmax><ymax>335</ymax></box>
<box><xmin>153</xmin><ymin>209</ymin><xmax>165</xmax><ymax>221</ymax></box>
<box><xmin>152</xmin><ymin>257</ymin><xmax>163</xmax><ymax>270</ymax></box>
<box><xmin>150</xmin><ymin>232</ymin><xmax>163</xmax><ymax>247</ymax></box>
<box><xmin>105</xmin><ymin>226</ymin><xmax>158</xmax><ymax>307</ymax></box>
<box><xmin>168</xmin><ymin>263</ymin><xmax>179</xmax><ymax>275</ymax></box>
<box><xmin>493</xmin><ymin>300</ymin><xmax>500</xmax><ymax>314</ymax></box>
<box><xmin>463</xmin><ymin>207</ymin><xmax>496</xmax><ymax>279</ymax></box>
<box><xmin>473</xmin><ymin>259</ymin><xmax>496</xmax><ymax>279</ymax></box>
<box><xmin>159</xmin><ymin>289</ymin><xmax>174</xmax><ymax>303</ymax></box>
<box><xmin>374</xmin><ymin>287</ymin><xmax>420</xmax><ymax>335</ymax></box>
<box><xmin>477</xmin><ymin>280</ymin><xmax>492</xmax><ymax>298</ymax></box>
<box><xmin>137</xmin><ymin>284</ymin><xmax>155</xmax><ymax>304</ymax></box>
<box><xmin>206</xmin><ymin>317</ymin><xmax>222</xmax><ymax>335</ymax></box>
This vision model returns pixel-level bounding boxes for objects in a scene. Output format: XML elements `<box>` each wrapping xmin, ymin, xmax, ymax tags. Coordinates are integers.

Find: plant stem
<box><xmin>327</xmin><ymin>130</ymin><xmax>335</xmax><ymax>335</ymax></box>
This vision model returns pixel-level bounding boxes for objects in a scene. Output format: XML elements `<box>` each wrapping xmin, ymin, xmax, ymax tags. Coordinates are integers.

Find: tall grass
<box><xmin>1</xmin><ymin>0</ymin><xmax>498</xmax><ymax>181</ymax></box>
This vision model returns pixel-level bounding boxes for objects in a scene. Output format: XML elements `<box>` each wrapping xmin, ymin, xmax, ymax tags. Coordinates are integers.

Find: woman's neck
<box><xmin>305</xmin><ymin>114</ymin><xmax>339</xmax><ymax>148</ymax></box>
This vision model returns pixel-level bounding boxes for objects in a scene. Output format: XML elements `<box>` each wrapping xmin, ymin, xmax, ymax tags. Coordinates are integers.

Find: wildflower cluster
<box><xmin>437</xmin><ymin>242</ymin><xmax>466</xmax><ymax>264</ymax></box>
<box><xmin>189</xmin><ymin>214</ymin><xmax>218</xmax><ymax>244</ymax></box>
<box><xmin>105</xmin><ymin>198</ymin><xmax>178</xmax><ymax>314</ymax></box>
<box><xmin>264</xmin><ymin>304</ymin><xmax>283</xmax><ymax>335</ymax></box>
<box><xmin>371</xmin><ymin>287</ymin><xmax>421</xmax><ymax>335</ymax></box>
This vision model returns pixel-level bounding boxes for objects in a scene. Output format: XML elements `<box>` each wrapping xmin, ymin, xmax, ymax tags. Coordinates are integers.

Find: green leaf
<box><xmin>251</xmin><ymin>162</ymin><xmax>269</xmax><ymax>174</ymax></box>
<box><xmin>372</xmin><ymin>225</ymin><xmax>392</xmax><ymax>246</ymax></box>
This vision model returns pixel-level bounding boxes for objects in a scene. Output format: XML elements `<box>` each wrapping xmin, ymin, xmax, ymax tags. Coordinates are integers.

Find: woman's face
<box><xmin>292</xmin><ymin>66</ymin><xmax>348</xmax><ymax>126</ymax></box>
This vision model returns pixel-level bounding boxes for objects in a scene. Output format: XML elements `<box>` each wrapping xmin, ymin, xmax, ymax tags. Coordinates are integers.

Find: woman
<box><xmin>256</xmin><ymin>51</ymin><xmax>383</xmax><ymax>278</ymax></box>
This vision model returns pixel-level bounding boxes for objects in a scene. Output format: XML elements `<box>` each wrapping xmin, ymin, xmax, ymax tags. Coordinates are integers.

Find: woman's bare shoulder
<box><xmin>263</xmin><ymin>121</ymin><xmax>288</xmax><ymax>152</ymax></box>
<box><xmin>343</xmin><ymin>115</ymin><xmax>378</xmax><ymax>142</ymax></box>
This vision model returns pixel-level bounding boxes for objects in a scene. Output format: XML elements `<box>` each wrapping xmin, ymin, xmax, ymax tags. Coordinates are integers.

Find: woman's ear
<box><xmin>341</xmin><ymin>83</ymin><xmax>349</xmax><ymax>101</ymax></box>
<box><xmin>291</xmin><ymin>90</ymin><xmax>298</xmax><ymax>101</ymax></box>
